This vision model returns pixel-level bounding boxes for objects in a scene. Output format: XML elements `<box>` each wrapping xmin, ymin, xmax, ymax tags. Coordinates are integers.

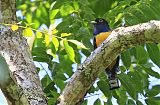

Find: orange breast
<box><xmin>95</xmin><ymin>31</ymin><xmax>111</xmax><ymax>47</ymax></box>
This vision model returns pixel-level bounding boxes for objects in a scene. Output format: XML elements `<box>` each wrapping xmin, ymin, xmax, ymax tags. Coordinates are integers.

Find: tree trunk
<box><xmin>0</xmin><ymin>0</ymin><xmax>47</xmax><ymax>105</ymax></box>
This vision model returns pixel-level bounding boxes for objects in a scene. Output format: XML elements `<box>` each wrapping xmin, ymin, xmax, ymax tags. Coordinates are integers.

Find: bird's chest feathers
<box><xmin>95</xmin><ymin>32</ymin><xmax>111</xmax><ymax>47</ymax></box>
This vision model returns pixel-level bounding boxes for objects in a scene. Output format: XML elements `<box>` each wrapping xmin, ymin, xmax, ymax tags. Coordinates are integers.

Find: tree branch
<box><xmin>57</xmin><ymin>20</ymin><xmax>160</xmax><ymax>105</ymax></box>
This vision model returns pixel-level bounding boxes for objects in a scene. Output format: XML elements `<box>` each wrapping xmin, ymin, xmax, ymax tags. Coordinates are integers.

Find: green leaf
<box><xmin>145</xmin><ymin>98</ymin><xmax>159</xmax><ymax>105</ymax></box>
<box><xmin>134</xmin><ymin>66</ymin><xmax>150</xmax><ymax>89</ymax></box>
<box><xmin>128</xmin><ymin>99</ymin><xmax>136</xmax><ymax>105</ymax></box>
<box><xmin>128</xmin><ymin>71</ymin><xmax>144</xmax><ymax>92</ymax></box>
<box><xmin>49</xmin><ymin>9</ymin><xmax>59</xmax><ymax>20</ymax></box>
<box><xmin>118</xmin><ymin>73</ymin><xmax>137</xmax><ymax>99</ymax></box>
<box><xmin>142</xmin><ymin>62</ymin><xmax>154</xmax><ymax>68</ymax></box>
<box><xmin>41</xmin><ymin>75</ymin><xmax>52</xmax><ymax>88</ymax></box>
<box><xmin>49</xmin><ymin>91</ymin><xmax>60</xmax><ymax>104</ymax></box>
<box><xmin>87</xmin><ymin>85</ymin><xmax>96</xmax><ymax>93</ymax></box>
<box><xmin>145</xmin><ymin>85</ymin><xmax>160</xmax><ymax>97</ymax></box>
<box><xmin>68</xmin><ymin>40</ymin><xmax>88</xmax><ymax>49</ymax></box>
<box><xmin>146</xmin><ymin>43</ymin><xmax>160</xmax><ymax>66</ymax></box>
<box><xmin>57</xmin><ymin>55</ymin><xmax>73</xmax><ymax>77</ymax></box>
<box><xmin>63</xmin><ymin>39</ymin><xmax>76</xmax><ymax>62</ymax></box>
<box><xmin>73</xmin><ymin>1</ymin><xmax>79</xmax><ymax>11</ymax></box>
<box><xmin>60</xmin><ymin>3</ymin><xmax>74</xmax><ymax>16</ymax></box>
<box><xmin>53</xmin><ymin>79</ymin><xmax>65</xmax><ymax>90</ymax></box>
<box><xmin>33</xmin><ymin>56</ymin><xmax>52</xmax><ymax>63</ymax></box>
<box><xmin>135</xmin><ymin>46</ymin><xmax>148</xmax><ymax>64</ymax></box>
<box><xmin>90</xmin><ymin>0</ymin><xmax>114</xmax><ymax>17</ymax></box>
<box><xmin>127</xmin><ymin>99</ymin><xmax>136</xmax><ymax>105</ymax></box>
<box><xmin>97</xmin><ymin>80</ymin><xmax>111</xmax><ymax>97</ymax></box>
<box><xmin>81</xmin><ymin>100</ymin><xmax>87</xmax><ymax>105</ymax></box>
<box><xmin>43</xmin><ymin>82</ymin><xmax>56</xmax><ymax>94</ymax></box>
<box><xmin>136</xmin><ymin>100</ymin><xmax>143</xmax><ymax>105</ymax></box>
<box><xmin>106</xmin><ymin>97</ymin><xmax>112</xmax><ymax>105</ymax></box>
<box><xmin>54</xmin><ymin>73</ymin><xmax>67</xmax><ymax>81</ymax></box>
<box><xmin>115</xmin><ymin>13</ymin><xmax>123</xmax><ymax>23</ymax></box>
<box><xmin>141</xmin><ymin>66</ymin><xmax>160</xmax><ymax>78</ymax></box>
<box><xmin>116</xmin><ymin>89</ymin><xmax>128</xmax><ymax>105</ymax></box>
<box><xmin>94</xmin><ymin>98</ymin><xmax>101</xmax><ymax>105</ymax></box>
<box><xmin>121</xmin><ymin>50</ymin><xmax>131</xmax><ymax>68</ymax></box>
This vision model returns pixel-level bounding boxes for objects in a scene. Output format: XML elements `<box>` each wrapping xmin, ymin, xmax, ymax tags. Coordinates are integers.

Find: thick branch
<box><xmin>57</xmin><ymin>20</ymin><xmax>160</xmax><ymax>105</ymax></box>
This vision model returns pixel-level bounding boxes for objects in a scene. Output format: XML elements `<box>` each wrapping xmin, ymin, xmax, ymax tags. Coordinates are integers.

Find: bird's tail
<box><xmin>106</xmin><ymin>67</ymin><xmax>120</xmax><ymax>90</ymax></box>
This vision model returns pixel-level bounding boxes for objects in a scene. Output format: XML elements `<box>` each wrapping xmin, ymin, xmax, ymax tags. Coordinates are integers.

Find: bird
<box><xmin>92</xmin><ymin>18</ymin><xmax>120</xmax><ymax>90</ymax></box>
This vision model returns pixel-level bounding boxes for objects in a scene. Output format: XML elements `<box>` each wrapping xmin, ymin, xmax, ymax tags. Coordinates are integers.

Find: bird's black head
<box><xmin>94</xmin><ymin>18</ymin><xmax>108</xmax><ymax>25</ymax></box>
<box><xmin>92</xmin><ymin>18</ymin><xmax>110</xmax><ymax>35</ymax></box>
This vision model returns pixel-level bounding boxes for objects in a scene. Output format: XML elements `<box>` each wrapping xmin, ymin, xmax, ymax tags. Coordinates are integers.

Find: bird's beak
<box><xmin>91</xmin><ymin>21</ymin><xmax>97</xmax><ymax>24</ymax></box>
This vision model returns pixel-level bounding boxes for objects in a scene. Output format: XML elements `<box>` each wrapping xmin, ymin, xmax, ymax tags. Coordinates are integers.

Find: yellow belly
<box><xmin>95</xmin><ymin>31</ymin><xmax>111</xmax><ymax>47</ymax></box>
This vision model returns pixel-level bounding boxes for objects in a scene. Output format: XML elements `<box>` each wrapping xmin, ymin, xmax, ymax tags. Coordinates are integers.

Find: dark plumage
<box><xmin>93</xmin><ymin>18</ymin><xmax>120</xmax><ymax>90</ymax></box>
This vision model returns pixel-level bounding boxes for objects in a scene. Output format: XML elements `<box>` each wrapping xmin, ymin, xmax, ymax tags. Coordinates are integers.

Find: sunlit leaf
<box><xmin>22</xmin><ymin>27</ymin><xmax>34</xmax><ymax>37</ymax></box>
<box><xmin>68</xmin><ymin>40</ymin><xmax>88</xmax><ymax>49</ymax></box>
<box><xmin>52</xmin><ymin>29</ymin><xmax>58</xmax><ymax>34</ymax></box>
<box><xmin>11</xmin><ymin>24</ymin><xmax>19</xmax><ymax>31</ymax></box>
<box><xmin>52</xmin><ymin>37</ymin><xmax>59</xmax><ymax>51</ymax></box>
<box><xmin>46</xmin><ymin>49</ymin><xmax>57</xmax><ymax>58</ymax></box>
<box><xmin>45</xmin><ymin>34</ymin><xmax>50</xmax><ymax>46</ymax></box>
<box><xmin>50</xmin><ymin>9</ymin><xmax>59</xmax><ymax>20</ymax></box>
<box><xmin>36</xmin><ymin>31</ymin><xmax>43</xmax><ymax>38</ymax></box>
<box><xmin>115</xmin><ymin>13</ymin><xmax>123</xmax><ymax>23</ymax></box>
<box><xmin>61</xmin><ymin>33</ymin><xmax>71</xmax><ymax>37</ymax></box>
<box><xmin>60</xmin><ymin>3</ymin><xmax>74</xmax><ymax>16</ymax></box>
<box><xmin>73</xmin><ymin>1</ymin><xmax>79</xmax><ymax>11</ymax></box>
<box><xmin>63</xmin><ymin>39</ymin><xmax>75</xmax><ymax>62</ymax></box>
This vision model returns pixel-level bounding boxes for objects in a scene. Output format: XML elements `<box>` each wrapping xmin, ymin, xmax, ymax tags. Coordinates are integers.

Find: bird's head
<box><xmin>92</xmin><ymin>18</ymin><xmax>110</xmax><ymax>35</ymax></box>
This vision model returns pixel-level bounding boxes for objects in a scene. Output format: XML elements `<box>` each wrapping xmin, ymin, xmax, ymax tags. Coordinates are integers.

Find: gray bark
<box><xmin>57</xmin><ymin>20</ymin><xmax>160</xmax><ymax>105</ymax></box>
<box><xmin>0</xmin><ymin>0</ymin><xmax>47</xmax><ymax>105</ymax></box>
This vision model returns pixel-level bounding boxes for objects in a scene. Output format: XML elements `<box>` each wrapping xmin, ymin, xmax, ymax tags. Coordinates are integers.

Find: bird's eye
<box><xmin>99</xmin><ymin>19</ymin><xmax>103</xmax><ymax>22</ymax></box>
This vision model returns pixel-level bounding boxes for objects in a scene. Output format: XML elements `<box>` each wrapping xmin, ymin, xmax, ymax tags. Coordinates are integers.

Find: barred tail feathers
<box><xmin>108</xmin><ymin>73</ymin><xmax>119</xmax><ymax>90</ymax></box>
<box><xmin>106</xmin><ymin>67</ymin><xmax>120</xmax><ymax>90</ymax></box>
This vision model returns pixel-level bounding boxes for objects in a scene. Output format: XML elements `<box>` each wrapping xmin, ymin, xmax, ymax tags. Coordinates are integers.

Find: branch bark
<box><xmin>0</xmin><ymin>0</ymin><xmax>47</xmax><ymax>105</ymax></box>
<box><xmin>57</xmin><ymin>20</ymin><xmax>160</xmax><ymax>105</ymax></box>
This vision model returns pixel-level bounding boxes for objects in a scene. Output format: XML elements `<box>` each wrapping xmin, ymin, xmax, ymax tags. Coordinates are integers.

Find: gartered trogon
<box><xmin>92</xmin><ymin>18</ymin><xmax>120</xmax><ymax>90</ymax></box>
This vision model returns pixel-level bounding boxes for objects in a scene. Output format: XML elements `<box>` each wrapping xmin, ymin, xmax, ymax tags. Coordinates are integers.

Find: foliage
<box><xmin>15</xmin><ymin>0</ymin><xmax>160</xmax><ymax>105</ymax></box>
